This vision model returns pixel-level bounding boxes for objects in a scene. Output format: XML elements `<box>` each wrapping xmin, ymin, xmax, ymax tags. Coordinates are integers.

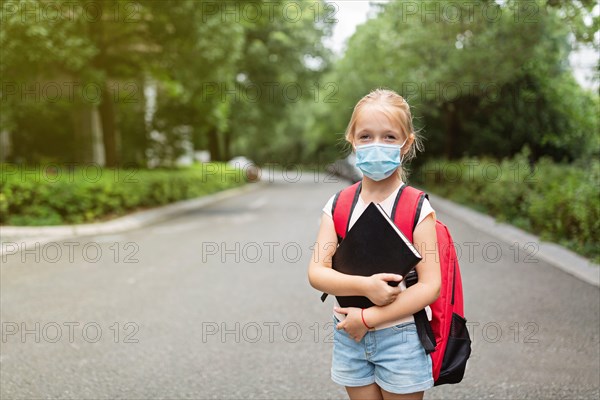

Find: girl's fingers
<box><xmin>334</xmin><ymin>307</ymin><xmax>348</xmax><ymax>315</ymax></box>
<box><xmin>382</xmin><ymin>273</ymin><xmax>403</xmax><ymax>282</ymax></box>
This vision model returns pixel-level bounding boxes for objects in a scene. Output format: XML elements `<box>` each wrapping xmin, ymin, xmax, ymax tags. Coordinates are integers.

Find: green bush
<box><xmin>414</xmin><ymin>147</ymin><xmax>600</xmax><ymax>263</ymax></box>
<box><xmin>0</xmin><ymin>163</ymin><xmax>247</xmax><ymax>226</ymax></box>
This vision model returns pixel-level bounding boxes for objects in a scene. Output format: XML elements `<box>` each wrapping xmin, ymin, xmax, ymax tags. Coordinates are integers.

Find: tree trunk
<box><xmin>0</xmin><ymin>130</ymin><xmax>11</xmax><ymax>162</ymax></box>
<box><xmin>99</xmin><ymin>82</ymin><xmax>119</xmax><ymax>167</ymax></box>
<box><xmin>223</xmin><ymin>130</ymin><xmax>231</xmax><ymax>161</ymax></box>
<box><xmin>207</xmin><ymin>128</ymin><xmax>221</xmax><ymax>161</ymax></box>
<box><xmin>72</xmin><ymin>105</ymin><xmax>94</xmax><ymax>164</ymax></box>
<box><xmin>90</xmin><ymin>13</ymin><xmax>119</xmax><ymax>168</ymax></box>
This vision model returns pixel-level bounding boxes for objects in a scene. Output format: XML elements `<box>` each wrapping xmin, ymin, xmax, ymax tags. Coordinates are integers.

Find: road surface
<box><xmin>1</xmin><ymin>176</ymin><xmax>599</xmax><ymax>399</ymax></box>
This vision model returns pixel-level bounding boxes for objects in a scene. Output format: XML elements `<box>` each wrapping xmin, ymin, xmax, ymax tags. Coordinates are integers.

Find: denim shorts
<box><xmin>331</xmin><ymin>315</ymin><xmax>434</xmax><ymax>394</ymax></box>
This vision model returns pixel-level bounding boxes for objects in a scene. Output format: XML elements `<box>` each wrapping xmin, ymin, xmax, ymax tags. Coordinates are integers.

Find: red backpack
<box><xmin>322</xmin><ymin>181</ymin><xmax>471</xmax><ymax>385</ymax></box>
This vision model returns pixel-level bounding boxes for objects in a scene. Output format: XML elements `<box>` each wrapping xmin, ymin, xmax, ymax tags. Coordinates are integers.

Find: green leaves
<box><xmin>416</xmin><ymin>150</ymin><xmax>600</xmax><ymax>262</ymax></box>
<box><xmin>325</xmin><ymin>0</ymin><xmax>598</xmax><ymax>163</ymax></box>
<box><xmin>0</xmin><ymin>163</ymin><xmax>247</xmax><ymax>225</ymax></box>
<box><xmin>3</xmin><ymin>0</ymin><xmax>594</xmax><ymax>168</ymax></box>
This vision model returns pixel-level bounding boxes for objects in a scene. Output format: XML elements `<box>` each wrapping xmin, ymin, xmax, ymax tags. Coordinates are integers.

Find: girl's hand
<box><xmin>364</xmin><ymin>273</ymin><xmax>403</xmax><ymax>306</ymax></box>
<box><xmin>335</xmin><ymin>307</ymin><xmax>369</xmax><ymax>342</ymax></box>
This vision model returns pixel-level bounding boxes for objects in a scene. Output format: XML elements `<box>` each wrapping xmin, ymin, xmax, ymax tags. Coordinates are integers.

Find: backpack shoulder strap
<box><xmin>391</xmin><ymin>185</ymin><xmax>436</xmax><ymax>353</ymax></box>
<box><xmin>390</xmin><ymin>184</ymin><xmax>427</xmax><ymax>243</ymax></box>
<box><xmin>321</xmin><ymin>181</ymin><xmax>362</xmax><ymax>303</ymax></box>
<box><xmin>332</xmin><ymin>181</ymin><xmax>362</xmax><ymax>240</ymax></box>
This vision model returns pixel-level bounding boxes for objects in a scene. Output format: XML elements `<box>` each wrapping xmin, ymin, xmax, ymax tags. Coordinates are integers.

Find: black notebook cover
<box><xmin>332</xmin><ymin>202</ymin><xmax>422</xmax><ymax>309</ymax></box>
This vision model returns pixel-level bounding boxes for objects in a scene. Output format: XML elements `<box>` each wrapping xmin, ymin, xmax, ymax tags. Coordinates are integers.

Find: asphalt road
<box><xmin>1</xmin><ymin>177</ymin><xmax>599</xmax><ymax>399</ymax></box>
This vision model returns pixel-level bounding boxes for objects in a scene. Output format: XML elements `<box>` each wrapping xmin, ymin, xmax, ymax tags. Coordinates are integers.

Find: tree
<box><xmin>147</xmin><ymin>0</ymin><xmax>244</xmax><ymax>163</ymax></box>
<box><xmin>1</xmin><ymin>0</ymin><xmax>160</xmax><ymax>166</ymax></box>
<box><xmin>228</xmin><ymin>0</ymin><xmax>334</xmax><ymax>164</ymax></box>
<box><xmin>324</xmin><ymin>0</ymin><xmax>599</xmax><ymax>163</ymax></box>
<box><xmin>0</xmin><ymin>0</ymin><xmax>97</xmax><ymax>162</ymax></box>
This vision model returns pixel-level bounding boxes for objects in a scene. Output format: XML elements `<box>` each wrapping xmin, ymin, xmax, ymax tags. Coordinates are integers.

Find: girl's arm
<box><xmin>307</xmin><ymin>213</ymin><xmax>403</xmax><ymax>302</ymax></box>
<box><xmin>363</xmin><ymin>213</ymin><xmax>442</xmax><ymax>327</ymax></box>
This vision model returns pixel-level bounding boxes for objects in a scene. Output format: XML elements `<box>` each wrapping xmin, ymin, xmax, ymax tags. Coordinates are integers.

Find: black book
<box><xmin>332</xmin><ymin>202</ymin><xmax>422</xmax><ymax>309</ymax></box>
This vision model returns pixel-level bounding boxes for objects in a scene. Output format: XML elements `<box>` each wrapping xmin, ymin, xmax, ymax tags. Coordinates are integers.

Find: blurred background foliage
<box><xmin>1</xmin><ymin>0</ymin><xmax>597</xmax><ymax>167</ymax></box>
<box><xmin>0</xmin><ymin>0</ymin><xmax>599</xmax><ymax>258</ymax></box>
<box><xmin>0</xmin><ymin>162</ymin><xmax>245</xmax><ymax>225</ymax></box>
<box><xmin>321</xmin><ymin>0</ymin><xmax>599</xmax><ymax>167</ymax></box>
<box><xmin>0</xmin><ymin>0</ymin><xmax>335</xmax><ymax>166</ymax></box>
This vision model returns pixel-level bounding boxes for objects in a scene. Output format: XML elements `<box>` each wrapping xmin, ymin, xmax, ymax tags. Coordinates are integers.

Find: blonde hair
<box><xmin>344</xmin><ymin>88</ymin><xmax>424</xmax><ymax>182</ymax></box>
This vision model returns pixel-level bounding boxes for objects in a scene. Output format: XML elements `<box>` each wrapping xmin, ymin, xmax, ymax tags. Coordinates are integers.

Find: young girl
<box><xmin>308</xmin><ymin>89</ymin><xmax>441</xmax><ymax>400</ymax></box>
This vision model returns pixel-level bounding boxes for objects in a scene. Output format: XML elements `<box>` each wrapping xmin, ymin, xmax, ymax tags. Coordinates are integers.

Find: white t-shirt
<box><xmin>322</xmin><ymin>181</ymin><xmax>435</xmax><ymax>330</ymax></box>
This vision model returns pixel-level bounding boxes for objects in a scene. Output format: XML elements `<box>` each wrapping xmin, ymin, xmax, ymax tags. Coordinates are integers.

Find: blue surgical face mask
<box><xmin>355</xmin><ymin>139</ymin><xmax>408</xmax><ymax>181</ymax></box>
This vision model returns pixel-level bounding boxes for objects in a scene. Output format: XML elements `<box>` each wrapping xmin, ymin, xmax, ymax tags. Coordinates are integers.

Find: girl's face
<box><xmin>353</xmin><ymin>106</ymin><xmax>407</xmax><ymax>149</ymax></box>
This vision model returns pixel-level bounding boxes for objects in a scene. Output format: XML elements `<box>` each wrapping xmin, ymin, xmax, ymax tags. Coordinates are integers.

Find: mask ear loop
<box><xmin>398</xmin><ymin>137</ymin><xmax>409</xmax><ymax>164</ymax></box>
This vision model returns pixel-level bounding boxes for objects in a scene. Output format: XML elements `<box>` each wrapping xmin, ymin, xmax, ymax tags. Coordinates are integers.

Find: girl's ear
<box><xmin>348</xmin><ymin>136</ymin><xmax>356</xmax><ymax>152</ymax></box>
<box><xmin>401</xmin><ymin>133</ymin><xmax>415</xmax><ymax>155</ymax></box>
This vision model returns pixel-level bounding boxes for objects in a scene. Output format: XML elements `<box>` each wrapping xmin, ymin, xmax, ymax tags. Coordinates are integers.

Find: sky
<box><xmin>323</xmin><ymin>0</ymin><xmax>374</xmax><ymax>55</ymax></box>
<box><xmin>323</xmin><ymin>1</ymin><xmax>598</xmax><ymax>91</ymax></box>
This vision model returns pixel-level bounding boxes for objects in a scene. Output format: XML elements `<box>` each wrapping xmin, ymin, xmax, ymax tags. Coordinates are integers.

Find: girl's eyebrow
<box><xmin>356</xmin><ymin>129</ymin><xmax>400</xmax><ymax>136</ymax></box>
<box><xmin>362</xmin><ymin>130</ymin><xmax>398</xmax><ymax>135</ymax></box>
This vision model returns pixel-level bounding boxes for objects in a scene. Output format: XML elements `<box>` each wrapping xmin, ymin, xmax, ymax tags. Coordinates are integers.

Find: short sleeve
<box><xmin>322</xmin><ymin>194</ymin><xmax>335</xmax><ymax>218</ymax></box>
<box><xmin>416</xmin><ymin>197</ymin><xmax>436</xmax><ymax>227</ymax></box>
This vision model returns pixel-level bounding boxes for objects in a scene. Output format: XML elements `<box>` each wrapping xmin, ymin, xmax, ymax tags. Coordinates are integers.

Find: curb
<box><xmin>426</xmin><ymin>191</ymin><xmax>600</xmax><ymax>288</ymax></box>
<box><xmin>0</xmin><ymin>182</ymin><xmax>268</xmax><ymax>256</ymax></box>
